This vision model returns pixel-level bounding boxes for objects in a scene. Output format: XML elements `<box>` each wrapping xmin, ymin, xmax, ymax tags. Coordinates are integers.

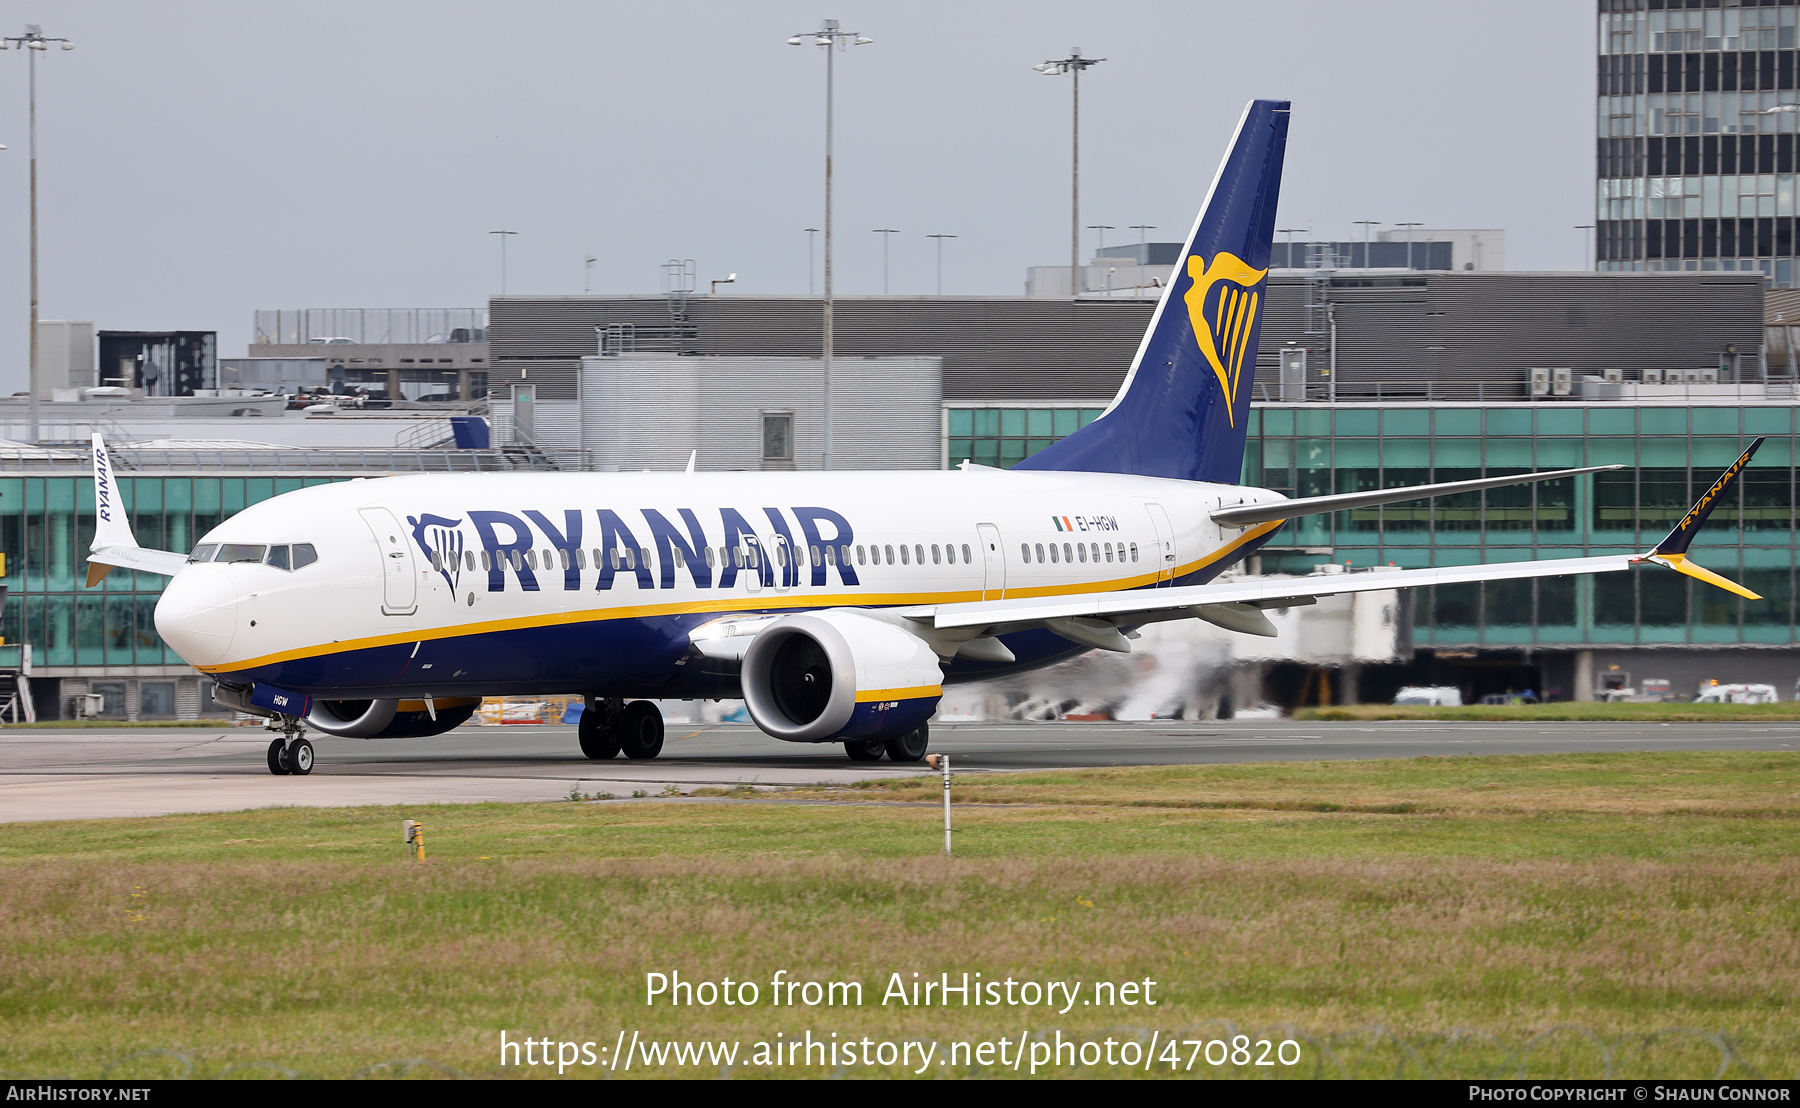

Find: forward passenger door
<box><xmin>360</xmin><ymin>507</ymin><xmax>418</xmax><ymax>615</ymax></box>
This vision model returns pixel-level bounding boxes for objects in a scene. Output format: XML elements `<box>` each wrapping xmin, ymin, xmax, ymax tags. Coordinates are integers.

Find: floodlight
<box><xmin>854</xmin><ymin>35</ymin><xmax>872</xmax><ymax>44</ymax></box>
<box><xmin>27</xmin><ymin>41</ymin><xmax>44</xmax><ymax>50</ymax></box>
<box><xmin>787</xmin><ymin>35</ymin><xmax>803</xmax><ymax>45</ymax></box>
<box><xmin>59</xmin><ymin>42</ymin><xmax>71</xmax><ymax>50</ymax></box>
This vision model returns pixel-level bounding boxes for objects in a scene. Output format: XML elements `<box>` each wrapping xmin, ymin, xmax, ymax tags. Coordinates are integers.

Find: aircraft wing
<box><xmin>922</xmin><ymin>440</ymin><xmax>1767</xmax><ymax>647</ymax></box>
<box><xmin>1211</xmin><ymin>464</ymin><xmax>1623</xmax><ymax>527</ymax></box>
<box><xmin>921</xmin><ymin>553</ymin><xmax>1635</xmax><ymax>640</ymax></box>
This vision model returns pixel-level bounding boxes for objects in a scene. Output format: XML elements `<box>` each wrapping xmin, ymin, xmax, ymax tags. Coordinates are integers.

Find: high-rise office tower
<box><xmin>1598</xmin><ymin>1</ymin><xmax>1800</xmax><ymax>285</ymax></box>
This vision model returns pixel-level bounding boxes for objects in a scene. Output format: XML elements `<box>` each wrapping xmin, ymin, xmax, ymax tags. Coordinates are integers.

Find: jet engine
<box><xmin>305</xmin><ymin>697</ymin><xmax>480</xmax><ymax>738</ymax></box>
<box><xmin>740</xmin><ymin>610</ymin><xmax>943</xmax><ymax>742</ymax></box>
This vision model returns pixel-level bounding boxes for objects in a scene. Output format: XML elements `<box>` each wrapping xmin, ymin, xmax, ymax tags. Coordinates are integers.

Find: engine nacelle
<box><xmin>306</xmin><ymin>697</ymin><xmax>480</xmax><ymax>738</ymax></box>
<box><xmin>741</xmin><ymin>610</ymin><xmax>942</xmax><ymax>743</ymax></box>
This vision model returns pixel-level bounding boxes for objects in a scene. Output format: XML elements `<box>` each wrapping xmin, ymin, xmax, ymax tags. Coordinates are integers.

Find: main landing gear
<box><xmin>265</xmin><ymin>717</ymin><xmax>314</xmax><ymax>776</ymax></box>
<box><xmin>843</xmin><ymin>724</ymin><xmax>929</xmax><ymax>764</ymax></box>
<box><xmin>579</xmin><ymin>697</ymin><xmax>664</xmax><ymax>760</ymax></box>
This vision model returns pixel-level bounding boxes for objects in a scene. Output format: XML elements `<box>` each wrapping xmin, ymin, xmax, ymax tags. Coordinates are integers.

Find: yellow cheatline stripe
<box><xmin>854</xmin><ymin>685</ymin><xmax>942</xmax><ymax>703</ymax></box>
<box><xmin>195</xmin><ymin>522</ymin><xmax>1286</xmax><ymax>675</ymax></box>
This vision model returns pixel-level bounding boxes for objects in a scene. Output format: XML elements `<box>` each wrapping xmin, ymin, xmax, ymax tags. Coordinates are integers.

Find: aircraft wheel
<box><xmin>578</xmin><ymin>700</ymin><xmax>622</xmax><ymax>759</ymax></box>
<box><xmin>619</xmin><ymin>700</ymin><xmax>664</xmax><ymax>760</ymax></box>
<box><xmin>883</xmin><ymin>725</ymin><xmax>929</xmax><ymax>763</ymax></box>
<box><xmin>844</xmin><ymin>739</ymin><xmax>885</xmax><ymax>762</ymax></box>
<box><xmin>266</xmin><ymin>738</ymin><xmax>291</xmax><ymax>776</ymax></box>
<box><xmin>288</xmin><ymin>738</ymin><xmax>315</xmax><ymax>776</ymax></box>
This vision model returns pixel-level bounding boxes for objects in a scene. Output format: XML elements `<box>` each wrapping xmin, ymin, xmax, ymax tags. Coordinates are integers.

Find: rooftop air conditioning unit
<box><xmin>1528</xmin><ymin>367</ymin><xmax>1550</xmax><ymax>397</ymax></box>
<box><xmin>1641</xmin><ymin>368</ymin><xmax>1665</xmax><ymax>384</ymax></box>
<box><xmin>1601</xmin><ymin>368</ymin><xmax>1622</xmax><ymax>383</ymax></box>
<box><xmin>1552</xmin><ymin>367</ymin><xmax>1573</xmax><ymax>396</ymax></box>
<box><xmin>1698</xmin><ymin>366</ymin><xmax>1718</xmax><ymax>383</ymax></box>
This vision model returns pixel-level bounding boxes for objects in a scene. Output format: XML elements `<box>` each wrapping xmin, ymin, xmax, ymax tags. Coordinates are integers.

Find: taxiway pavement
<box><xmin>1</xmin><ymin>718</ymin><xmax>1795</xmax><ymax>823</ymax></box>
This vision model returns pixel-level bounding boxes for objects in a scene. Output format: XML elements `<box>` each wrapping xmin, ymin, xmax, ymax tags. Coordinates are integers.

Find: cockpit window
<box><xmin>266</xmin><ymin>545</ymin><xmax>290</xmax><ymax>571</ymax></box>
<box><xmin>217</xmin><ymin>543</ymin><xmax>267</xmax><ymax>563</ymax></box>
<box><xmin>292</xmin><ymin>543</ymin><xmax>319</xmax><ymax>569</ymax></box>
<box><xmin>189</xmin><ymin>544</ymin><xmax>218</xmax><ymax>564</ymax></box>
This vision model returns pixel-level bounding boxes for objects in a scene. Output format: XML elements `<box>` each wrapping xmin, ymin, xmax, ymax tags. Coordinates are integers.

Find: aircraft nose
<box><xmin>154</xmin><ymin>567</ymin><xmax>238</xmax><ymax>666</ymax></box>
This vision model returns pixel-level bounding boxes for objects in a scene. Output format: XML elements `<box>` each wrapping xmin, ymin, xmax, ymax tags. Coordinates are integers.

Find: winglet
<box><xmin>87</xmin><ymin>433</ymin><xmax>135</xmax><ymax>587</ymax></box>
<box><xmin>1641</xmin><ymin>436</ymin><xmax>1765</xmax><ymax>600</ymax></box>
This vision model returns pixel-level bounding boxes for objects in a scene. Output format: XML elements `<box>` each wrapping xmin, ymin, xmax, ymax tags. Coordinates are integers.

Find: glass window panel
<box><xmin>1744</xmin><ymin>567</ymin><xmax>1793</xmax><ymax>625</ymax></box>
<box><xmin>1027</xmin><ymin>409</ymin><xmax>1052</xmax><ymax>437</ymax></box>
<box><xmin>1486</xmin><ymin>579</ymin><xmax>1533</xmax><ymax>627</ymax></box>
<box><xmin>1335</xmin><ymin>440</ymin><xmax>1377</xmax><ymax>467</ymax></box>
<box><xmin>1742</xmin><ymin>466</ymin><xmax>1792</xmax><ymax>531</ymax></box>
<box><xmin>1537</xmin><ymin>477</ymin><xmax>1577</xmax><ymax>532</ymax></box>
<box><xmin>974</xmin><ymin>409</ymin><xmax>1001</xmax><ymax>437</ymax></box>
<box><xmin>1537</xmin><ymin>577</ymin><xmax>1578</xmax><ymax>628</ymax></box>
<box><xmin>136</xmin><ymin>596</ymin><xmax>163</xmax><ymax>664</ymax></box>
<box><xmin>1434</xmin><ymin>467</ymin><xmax>1482</xmax><ymax>533</ymax></box>
<box><xmin>1692</xmin><ymin>437</ymin><xmax>1745</xmax><ymax>467</ymax></box>
<box><xmin>1487</xmin><ymin>440</ymin><xmax>1532</xmax><ymax>466</ymax></box>
<box><xmin>1262</xmin><ymin>408</ymin><xmax>1294</xmax><ymax>436</ymax></box>
<box><xmin>947</xmin><ymin>439</ymin><xmax>973</xmax><ymax>468</ymax></box>
<box><xmin>1380</xmin><ymin>466</ymin><xmax>1430</xmax><ymax>532</ymax></box>
<box><xmin>1744</xmin><ymin>408</ymin><xmax>1792</xmax><ymax>434</ymax></box>
<box><xmin>1334</xmin><ymin>410</ymin><xmax>1377</xmax><ymax>436</ymax></box>
<box><xmin>1079</xmin><ymin>408</ymin><xmax>1104</xmax><ymax>426</ymax></box>
<box><xmin>1433</xmin><ymin>583</ymin><xmax>1480</xmax><ymax>628</ymax></box>
<box><xmin>1640</xmin><ymin>408</ymin><xmax>1687</xmax><ymax>436</ymax></box>
<box><xmin>43</xmin><ymin>594</ymin><xmax>73</xmax><ymax>666</ymax></box>
<box><xmin>1638</xmin><ymin>571</ymin><xmax>1689</xmax><ymax>627</ymax></box>
<box><xmin>973</xmin><ymin>440</ymin><xmax>1001</xmax><ymax>468</ymax></box>
<box><xmin>221</xmin><ymin>479</ymin><xmax>246</xmax><ymax>516</ymax></box>
<box><xmin>76</xmin><ymin>593</ymin><xmax>103</xmax><ymax>665</ymax></box>
<box><xmin>1380</xmin><ymin>438</ymin><xmax>1429</xmax><ymax>467</ymax></box>
<box><xmin>1485</xmin><ymin>468</ymin><xmax>1534</xmax><ymax>532</ymax></box>
<box><xmin>1382</xmin><ymin>408</ymin><xmax>1430</xmax><ymax>435</ymax></box>
<box><xmin>1486</xmin><ymin>409</ymin><xmax>1532</xmax><ymax>436</ymax></box>
<box><xmin>1691</xmin><ymin>408</ymin><xmax>1740</xmax><ymax>435</ymax></box>
<box><xmin>1245</xmin><ymin>410</ymin><xmax>1260</xmax><ymax>435</ymax></box>
<box><xmin>1535</xmin><ymin>438</ymin><xmax>1582</xmax><ymax>467</ymax></box>
<box><xmin>1537</xmin><ymin>410</ymin><xmax>1584</xmax><ymax>435</ymax></box>
<box><xmin>1000</xmin><ymin>409</ymin><xmax>1027</xmax><ymax>437</ymax></box>
<box><xmin>947</xmin><ymin>409</ymin><xmax>973</xmax><ymax>437</ymax></box>
<box><xmin>1639</xmin><ymin>468</ymin><xmax>1691</xmax><ymax>532</ymax></box>
<box><xmin>1588</xmin><ymin>409</ymin><xmax>1636</xmax><ymax>435</ymax></box>
<box><xmin>1594</xmin><ymin>471</ymin><xmax>1638</xmax><ymax>532</ymax></box>
<box><xmin>104</xmin><ymin>595</ymin><xmax>133</xmax><ymax>664</ymax></box>
<box><xmin>1026</xmin><ymin>439</ymin><xmax>1053</xmax><ymax>457</ymax></box>
<box><xmin>1435</xmin><ymin>410</ymin><xmax>1482</xmax><ymax>436</ymax></box>
<box><xmin>1052</xmin><ymin>409</ymin><xmax>1078</xmax><ymax>437</ymax></box>
<box><xmin>1336</xmin><ymin>467</ymin><xmax>1381</xmax><ymax>532</ymax></box>
<box><xmin>1296</xmin><ymin>410</ymin><xmax>1331</xmax><ymax>437</ymax></box>
<box><xmin>1000</xmin><ymin>440</ymin><xmax>1027</xmax><ymax>468</ymax></box>
<box><xmin>1433</xmin><ymin>439</ymin><xmax>1482</xmax><ymax>467</ymax></box>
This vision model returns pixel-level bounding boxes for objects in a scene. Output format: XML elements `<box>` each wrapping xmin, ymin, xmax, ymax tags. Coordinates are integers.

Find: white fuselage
<box><xmin>155</xmin><ymin>467</ymin><xmax>1286</xmax><ymax>699</ymax></box>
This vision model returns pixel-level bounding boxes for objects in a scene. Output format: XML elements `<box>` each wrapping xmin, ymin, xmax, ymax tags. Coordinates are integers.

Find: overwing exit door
<box><xmin>977</xmin><ymin>523</ymin><xmax>1005</xmax><ymax>599</ymax></box>
<box><xmin>360</xmin><ymin>507</ymin><xmax>418</xmax><ymax>615</ymax></box>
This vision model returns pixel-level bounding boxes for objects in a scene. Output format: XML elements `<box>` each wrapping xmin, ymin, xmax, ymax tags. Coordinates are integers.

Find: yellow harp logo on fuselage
<box><xmin>1182</xmin><ymin>251</ymin><xmax>1269</xmax><ymax>427</ymax></box>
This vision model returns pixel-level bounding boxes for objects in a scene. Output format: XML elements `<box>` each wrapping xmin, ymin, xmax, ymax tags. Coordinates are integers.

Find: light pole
<box><xmin>871</xmin><ymin>228</ymin><xmax>899</xmax><ymax>294</ymax></box>
<box><xmin>1353</xmin><ymin>220</ymin><xmax>1380</xmax><ymax>270</ymax></box>
<box><xmin>803</xmin><ymin>227</ymin><xmax>819</xmax><ymax>296</ymax></box>
<box><xmin>583</xmin><ymin>252</ymin><xmax>596</xmax><ymax>294</ymax></box>
<box><xmin>1087</xmin><ymin>223</ymin><xmax>1115</xmax><ymax>260</ymax></box>
<box><xmin>1129</xmin><ymin>223</ymin><xmax>1155</xmax><ymax>258</ymax></box>
<box><xmin>788</xmin><ymin>19</ymin><xmax>872</xmax><ymax>471</ymax></box>
<box><xmin>5</xmin><ymin>25</ymin><xmax>73</xmax><ymax>443</ymax></box>
<box><xmin>927</xmin><ymin>234</ymin><xmax>957</xmax><ymax>295</ymax></box>
<box><xmin>1278</xmin><ymin>227</ymin><xmax>1308</xmax><ymax>269</ymax></box>
<box><xmin>1394</xmin><ymin>222</ymin><xmax>1423</xmax><ymax>270</ymax></box>
<box><xmin>489</xmin><ymin>230</ymin><xmax>517</xmax><ymax>294</ymax></box>
<box><xmin>1034</xmin><ymin>48</ymin><xmax>1105</xmax><ymax>299</ymax></box>
<box><xmin>1575</xmin><ymin>224</ymin><xmax>1594</xmax><ymax>270</ymax></box>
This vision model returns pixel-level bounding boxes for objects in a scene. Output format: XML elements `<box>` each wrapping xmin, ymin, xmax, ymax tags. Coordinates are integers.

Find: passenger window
<box><xmin>608</xmin><ymin>549</ymin><xmax>621</xmax><ymax>570</ymax></box>
<box><xmin>884</xmin><ymin>544</ymin><xmax>895</xmax><ymax>564</ymax></box>
<box><xmin>1063</xmin><ymin>543</ymin><xmax>1073</xmax><ymax>563</ymax></box>
<box><xmin>525</xmin><ymin>549</ymin><xmax>538</xmax><ymax>570</ymax></box>
<box><xmin>481</xmin><ymin>550</ymin><xmax>492</xmax><ymax>571</ymax></box>
<box><xmin>931</xmin><ymin>544</ymin><xmax>941</xmax><ymax>565</ymax></box>
<box><xmin>856</xmin><ymin>544</ymin><xmax>866</xmax><ymax>565</ymax></box>
<box><xmin>704</xmin><ymin>547</ymin><xmax>716</xmax><ymax>568</ymax></box>
<box><xmin>900</xmin><ymin>544</ymin><xmax>910</xmax><ymax>565</ymax></box>
<box><xmin>1130</xmin><ymin>543</ymin><xmax>1139</xmax><ymax>562</ymax></box>
<box><xmin>266</xmin><ymin>545</ymin><xmax>290</xmax><ymax>570</ymax></box>
<box><xmin>465</xmin><ymin>550</ymin><xmax>477</xmax><ymax>571</ymax></box>
<box><xmin>189</xmin><ymin>543</ymin><xmax>218</xmax><ymax>563</ymax></box>
<box><xmin>733</xmin><ymin>548</ymin><xmax>744</xmax><ymax>569</ymax></box>
<box><xmin>575</xmin><ymin>549</ymin><xmax>587</xmax><ymax>569</ymax></box>
<box><xmin>1078</xmin><ymin>544</ymin><xmax>1087</xmax><ymax>563</ymax></box>
<box><xmin>914</xmin><ymin>544</ymin><xmax>923</xmax><ymax>565</ymax></box>
<box><xmin>1092</xmin><ymin>543</ymin><xmax>1100</xmax><ymax>562</ymax></box>
<box><xmin>962</xmin><ymin>543</ymin><xmax>972</xmax><ymax>563</ymax></box>
<box><xmin>559</xmin><ymin>549</ymin><xmax>572</xmax><ymax>571</ymax></box>
<box><xmin>825</xmin><ymin>545</ymin><xmax>837</xmax><ymax>566</ymax></box>
<box><xmin>672</xmin><ymin>547</ymin><xmax>684</xmax><ymax>569</ymax></box>
<box><xmin>641</xmin><ymin>547</ymin><xmax>651</xmax><ymax>569</ymax></box>
<box><xmin>1021</xmin><ymin>543</ymin><xmax>1031</xmax><ymax>562</ymax></box>
<box><xmin>1049</xmin><ymin>544</ymin><xmax>1059</xmax><ymax>564</ymax></box>
<box><xmin>1036</xmin><ymin>543</ymin><xmax>1045</xmax><ymax>562</ymax></box>
<box><xmin>746</xmin><ymin>546</ymin><xmax>758</xmax><ymax>569</ymax></box>
<box><xmin>218</xmin><ymin>543</ymin><xmax>267</xmax><ymax>563</ymax></box>
<box><xmin>1105</xmin><ymin>545</ymin><xmax>1114</xmax><ymax>563</ymax></box>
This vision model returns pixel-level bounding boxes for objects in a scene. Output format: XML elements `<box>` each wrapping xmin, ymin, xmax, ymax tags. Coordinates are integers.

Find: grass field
<box><xmin>2</xmin><ymin>751</ymin><xmax>1797</xmax><ymax>1080</ymax></box>
<box><xmin>1295</xmin><ymin>702</ymin><xmax>1800</xmax><ymax>722</ymax></box>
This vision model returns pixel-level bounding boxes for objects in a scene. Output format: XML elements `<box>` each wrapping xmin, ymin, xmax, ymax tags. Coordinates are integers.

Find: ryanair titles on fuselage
<box><xmin>408</xmin><ymin>505</ymin><xmax>861</xmax><ymax>594</ymax></box>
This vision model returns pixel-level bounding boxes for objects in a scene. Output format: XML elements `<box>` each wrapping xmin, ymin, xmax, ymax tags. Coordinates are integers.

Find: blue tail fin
<box><xmin>1016</xmin><ymin>99</ymin><xmax>1289</xmax><ymax>483</ymax></box>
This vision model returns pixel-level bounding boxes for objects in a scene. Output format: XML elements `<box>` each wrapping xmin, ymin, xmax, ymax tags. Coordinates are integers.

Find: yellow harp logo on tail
<box><xmin>1182</xmin><ymin>252</ymin><xmax>1269</xmax><ymax>426</ymax></box>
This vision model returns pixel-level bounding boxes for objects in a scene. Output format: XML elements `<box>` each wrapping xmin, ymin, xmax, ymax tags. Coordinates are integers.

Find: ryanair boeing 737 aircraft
<box><xmin>86</xmin><ymin>100</ymin><xmax>1762</xmax><ymax>775</ymax></box>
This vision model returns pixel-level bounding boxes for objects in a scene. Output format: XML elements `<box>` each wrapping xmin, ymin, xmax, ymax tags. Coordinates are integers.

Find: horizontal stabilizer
<box><xmin>86</xmin><ymin>433</ymin><xmax>190</xmax><ymax>586</ymax></box>
<box><xmin>1212</xmin><ymin>465</ymin><xmax>1625</xmax><ymax>527</ymax></box>
<box><xmin>87</xmin><ymin>545</ymin><xmax>191</xmax><ymax>586</ymax></box>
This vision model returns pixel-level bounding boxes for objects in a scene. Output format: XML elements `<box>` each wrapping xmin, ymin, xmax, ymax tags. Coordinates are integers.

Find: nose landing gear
<box><xmin>264</xmin><ymin>717</ymin><xmax>314</xmax><ymax>776</ymax></box>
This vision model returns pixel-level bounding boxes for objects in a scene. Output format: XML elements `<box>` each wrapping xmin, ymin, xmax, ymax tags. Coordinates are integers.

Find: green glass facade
<box><xmin>1246</xmin><ymin>405</ymin><xmax>1797</xmax><ymax>649</ymax></box>
<box><xmin>0</xmin><ymin>475</ymin><xmax>346</xmax><ymax>669</ymax></box>
<box><xmin>946</xmin><ymin>402</ymin><xmax>1800</xmax><ymax>650</ymax></box>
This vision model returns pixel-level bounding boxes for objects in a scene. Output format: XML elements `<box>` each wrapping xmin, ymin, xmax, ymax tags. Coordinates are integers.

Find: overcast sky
<box><xmin>0</xmin><ymin>0</ymin><xmax>1591</xmax><ymax>386</ymax></box>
